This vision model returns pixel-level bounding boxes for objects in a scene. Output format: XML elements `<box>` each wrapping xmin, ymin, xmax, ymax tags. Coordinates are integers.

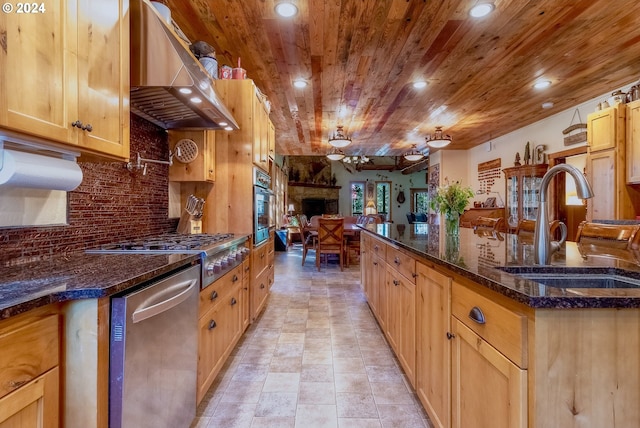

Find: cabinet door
<box><xmin>416</xmin><ymin>263</ymin><xmax>451</xmax><ymax>428</ymax></box>
<box><xmin>268</xmin><ymin>120</ymin><xmax>275</xmax><ymax>160</ymax></box>
<box><xmin>627</xmin><ymin>99</ymin><xmax>640</xmax><ymax>183</ymax></box>
<box><xmin>385</xmin><ymin>267</ymin><xmax>400</xmax><ymax>353</ymax></box>
<box><xmin>505</xmin><ymin>174</ymin><xmax>519</xmax><ymax>229</ymax></box>
<box><xmin>76</xmin><ymin>0</ymin><xmax>128</xmax><ymax>159</ymax></box>
<box><xmin>252</xmin><ymin>94</ymin><xmax>269</xmax><ymax>171</ymax></box>
<box><xmin>197</xmin><ymin>303</ymin><xmax>225</xmax><ymax>403</ymax></box>
<box><xmin>0</xmin><ymin>1</ymin><xmax>76</xmax><ymax>144</ymax></box>
<box><xmin>0</xmin><ymin>367</ymin><xmax>59</xmax><ymax>428</ymax></box>
<box><xmin>587</xmin><ymin>105</ymin><xmax>625</xmax><ymax>153</ymax></box>
<box><xmin>169</xmin><ymin>130</ymin><xmax>215</xmax><ymax>182</ymax></box>
<box><xmin>398</xmin><ymin>274</ymin><xmax>416</xmax><ymax>387</ymax></box>
<box><xmin>586</xmin><ymin>150</ymin><xmax>616</xmax><ymax>220</ymax></box>
<box><xmin>241</xmin><ymin>261</ymin><xmax>251</xmax><ymax>331</ymax></box>
<box><xmin>451</xmin><ymin>318</ymin><xmax>526</xmax><ymax>428</ymax></box>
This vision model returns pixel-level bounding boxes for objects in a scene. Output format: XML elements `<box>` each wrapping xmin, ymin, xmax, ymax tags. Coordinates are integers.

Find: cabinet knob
<box><xmin>446</xmin><ymin>332</ymin><xmax>455</xmax><ymax>340</ymax></box>
<box><xmin>232</xmin><ymin>274</ymin><xmax>238</xmax><ymax>283</ymax></box>
<box><xmin>210</xmin><ymin>290</ymin><xmax>218</xmax><ymax>301</ymax></box>
<box><xmin>393</xmin><ymin>279</ymin><xmax>400</xmax><ymax>286</ymax></box>
<box><xmin>82</xmin><ymin>123</ymin><xmax>93</xmax><ymax>132</ymax></box>
<box><xmin>260</xmin><ymin>283</ymin><xmax>265</xmax><ymax>289</ymax></box>
<box><xmin>468</xmin><ymin>306</ymin><xmax>486</xmax><ymax>324</ymax></box>
<box><xmin>71</xmin><ymin>120</ymin><xmax>83</xmax><ymax>128</ymax></box>
<box><xmin>412</xmin><ymin>272</ymin><xmax>418</xmax><ymax>278</ymax></box>
<box><xmin>208</xmin><ymin>320</ymin><xmax>217</xmax><ymax>330</ymax></box>
<box><xmin>394</xmin><ymin>257</ymin><xmax>400</xmax><ymax>265</ymax></box>
<box><xmin>230</xmin><ymin>297</ymin><xmax>237</xmax><ymax>306</ymax></box>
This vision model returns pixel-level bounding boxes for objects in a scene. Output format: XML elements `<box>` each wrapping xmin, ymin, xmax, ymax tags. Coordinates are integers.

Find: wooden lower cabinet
<box><xmin>0</xmin><ymin>368</ymin><xmax>59</xmax><ymax>428</ymax></box>
<box><xmin>416</xmin><ymin>262</ymin><xmax>451</xmax><ymax>428</ymax></box>
<box><xmin>0</xmin><ymin>307</ymin><xmax>60</xmax><ymax>428</ymax></box>
<box><xmin>197</xmin><ymin>267</ymin><xmax>244</xmax><ymax>404</ymax></box>
<box><xmin>451</xmin><ymin>318</ymin><xmax>527</xmax><ymax>428</ymax></box>
<box><xmin>385</xmin><ymin>266</ymin><xmax>416</xmax><ymax>386</ymax></box>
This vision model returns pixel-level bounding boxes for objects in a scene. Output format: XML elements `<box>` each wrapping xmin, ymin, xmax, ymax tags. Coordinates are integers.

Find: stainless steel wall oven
<box><xmin>254</xmin><ymin>168</ymin><xmax>272</xmax><ymax>245</ymax></box>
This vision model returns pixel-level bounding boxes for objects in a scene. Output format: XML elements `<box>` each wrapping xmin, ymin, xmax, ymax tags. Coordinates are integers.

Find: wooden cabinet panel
<box><xmin>386</xmin><ymin>246</ymin><xmax>417</xmax><ymax>283</ymax></box>
<box><xmin>587</xmin><ymin>104</ymin><xmax>625</xmax><ymax>153</ymax></box>
<box><xmin>0</xmin><ymin>0</ymin><xmax>129</xmax><ymax>160</ymax></box>
<box><xmin>241</xmin><ymin>260</ymin><xmax>251</xmax><ymax>331</ymax></box>
<box><xmin>451</xmin><ymin>282</ymin><xmax>527</xmax><ymax>368</ymax></box>
<box><xmin>169</xmin><ymin>130</ymin><xmax>215</xmax><ymax>182</ymax></box>
<box><xmin>451</xmin><ymin>318</ymin><xmax>527</xmax><ymax>428</ymax></box>
<box><xmin>75</xmin><ymin>0</ymin><xmax>129</xmax><ymax>159</ymax></box>
<box><xmin>0</xmin><ymin>368</ymin><xmax>59</xmax><ymax>428</ymax></box>
<box><xmin>251</xmin><ymin>268</ymin><xmax>269</xmax><ymax>322</ymax></box>
<box><xmin>586</xmin><ymin>150</ymin><xmax>616</xmax><ymax>220</ymax></box>
<box><xmin>416</xmin><ymin>263</ymin><xmax>451</xmax><ymax>428</ymax></box>
<box><xmin>199</xmin><ymin>265</ymin><xmax>243</xmax><ymax>315</ymax></box>
<box><xmin>268</xmin><ymin>120</ymin><xmax>276</xmax><ymax>160</ymax></box>
<box><xmin>627</xmin><ymin>99</ymin><xmax>640</xmax><ymax>183</ymax></box>
<box><xmin>252</xmin><ymin>243</ymin><xmax>268</xmax><ymax>277</ymax></box>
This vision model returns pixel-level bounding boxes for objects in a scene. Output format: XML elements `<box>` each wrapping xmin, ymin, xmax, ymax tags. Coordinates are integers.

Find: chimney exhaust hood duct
<box><xmin>130</xmin><ymin>0</ymin><xmax>239</xmax><ymax>130</ymax></box>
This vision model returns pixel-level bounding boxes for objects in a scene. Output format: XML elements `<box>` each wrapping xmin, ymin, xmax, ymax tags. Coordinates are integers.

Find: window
<box><xmin>376</xmin><ymin>181</ymin><xmax>391</xmax><ymax>219</ymax></box>
<box><xmin>351</xmin><ymin>182</ymin><xmax>365</xmax><ymax>215</ymax></box>
<box><xmin>411</xmin><ymin>188</ymin><xmax>430</xmax><ymax>213</ymax></box>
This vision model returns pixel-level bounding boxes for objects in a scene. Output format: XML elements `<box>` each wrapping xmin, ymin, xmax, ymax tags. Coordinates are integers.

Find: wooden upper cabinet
<box><xmin>0</xmin><ymin>0</ymin><xmax>129</xmax><ymax>160</ymax></box>
<box><xmin>168</xmin><ymin>130</ymin><xmax>215</xmax><ymax>182</ymax></box>
<box><xmin>252</xmin><ymin>94</ymin><xmax>270</xmax><ymax>172</ymax></box>
<box><xmin>587</xmin><ymin>104</ymin><xmax>626</xmax><ymax>153</ymax></box>
<box><xmin>268</xmin><ymin>121</ymin><xmax>276</xmax><ymax>160</ymax></box>
<box><xmin>626</xmin><ymin>99</ymin><xmax>640</xmax><ymax>183</ymax></box>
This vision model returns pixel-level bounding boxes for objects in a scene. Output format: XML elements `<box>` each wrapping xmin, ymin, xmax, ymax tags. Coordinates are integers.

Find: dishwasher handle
<box><xmin>131</xmin><ymin>278</ymin><xmax>198</xmax><ymax>324</ymax></box>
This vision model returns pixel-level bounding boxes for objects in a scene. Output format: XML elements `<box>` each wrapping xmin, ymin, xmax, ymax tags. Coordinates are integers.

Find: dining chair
<box><xmin>316</xmin><ymin>217</ymin><xmax>346</xmax><ymax>271</ymax></box>
<box><xmin>300</xmin><ymin>224</ymin><xmax>317</xmax><ymax>266</ymax></box>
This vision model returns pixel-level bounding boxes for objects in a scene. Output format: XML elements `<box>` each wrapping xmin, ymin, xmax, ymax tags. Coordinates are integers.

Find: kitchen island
<box><xmin>359</xmin><ymin>223</ymin><xmax>640</xmax><ymax>428</ymax></box>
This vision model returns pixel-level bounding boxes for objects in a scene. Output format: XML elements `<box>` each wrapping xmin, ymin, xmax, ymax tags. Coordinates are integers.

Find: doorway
<box><xmin>548</xmin><ymin>146</ymin><xmax>588</xmax><ymax>242</ymax></box>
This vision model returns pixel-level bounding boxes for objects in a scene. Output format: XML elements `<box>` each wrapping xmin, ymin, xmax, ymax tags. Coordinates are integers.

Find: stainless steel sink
<box><xmin>497</xmin><ymin>266</ymin><xmax>640</xmax><ymax>288</ymax></box>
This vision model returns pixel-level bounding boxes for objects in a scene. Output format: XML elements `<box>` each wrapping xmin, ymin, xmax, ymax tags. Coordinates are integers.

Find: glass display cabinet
<box><xmin>502</xmin><ymin>164</ymin><xmax>548</xmax><ymax>231</ymax></box>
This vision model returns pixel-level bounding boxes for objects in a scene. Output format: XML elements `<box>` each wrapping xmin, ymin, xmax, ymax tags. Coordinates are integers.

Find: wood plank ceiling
<box><xmin>163</xmin><ymin>0</ymin><xmax>640</xmax><ymax>157</ymax></box>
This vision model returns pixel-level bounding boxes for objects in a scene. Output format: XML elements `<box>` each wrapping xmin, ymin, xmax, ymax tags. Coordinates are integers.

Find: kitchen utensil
<box><xmin>178</xmin><ymin>195</ymin><xmax>200</xmax><ymax>233</ymax></box>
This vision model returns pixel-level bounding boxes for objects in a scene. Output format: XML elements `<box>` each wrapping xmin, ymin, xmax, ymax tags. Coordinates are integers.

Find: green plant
<box><xmin>430</xmin><ymin>179</ymin><xmax>474</xmax><ymax>215</ymax></box>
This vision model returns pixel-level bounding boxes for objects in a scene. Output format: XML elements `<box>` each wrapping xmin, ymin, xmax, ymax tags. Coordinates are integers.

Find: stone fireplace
<box><xmin>288</xmin><ymin>183</ymin><xmax>340</xmax><ymax>218</ymax></box>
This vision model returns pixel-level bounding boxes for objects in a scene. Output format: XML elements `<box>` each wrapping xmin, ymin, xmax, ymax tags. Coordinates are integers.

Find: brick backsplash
<box><xmin>0</xmin><ymin>116</ymin><xmax>178</xmax><ymax>265</ymax></box>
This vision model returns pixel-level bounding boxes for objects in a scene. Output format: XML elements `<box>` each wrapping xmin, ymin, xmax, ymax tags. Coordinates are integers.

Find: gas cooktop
<box><xmin>86</xmin><ymin>233</ymin><xmax>244</xmax><ymax>255</ymax></box>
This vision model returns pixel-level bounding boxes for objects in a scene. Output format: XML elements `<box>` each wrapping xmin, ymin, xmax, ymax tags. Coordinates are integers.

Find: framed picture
<box><xmin>484</xmin><ymin>197</ymin><xmax>496</xmax><ymax>208</ymax></box>
<box><xmin>366</xmin><ymin>181</ymin><xmax>375</xmax><ymax>200</ymax></box>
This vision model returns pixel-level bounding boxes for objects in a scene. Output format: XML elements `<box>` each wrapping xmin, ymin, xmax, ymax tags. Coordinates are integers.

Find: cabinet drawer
<box><xmin>0</xmin><ymin>314</ymin><xmax>59</xmax><ymax>399</ymax></box>
<box><xmin>370</xmin><ymin>238</ymin><xmax>386</xmax><ymax>259</ymax></box>
<box><xmin>451</xmin><ymin>283</ymin><xmax>527</xmax><ymax>368</ymax></box>
<box><xmin>242</xmin><ymin>259</ymin><xmax>251</xmax><ymax>280</ymax></box>
<box><xmin>252</xmin><ymin>243</ymin><xmax>268</xmax><ymax>276</ymax></box>
<box><xmin>199</xmin><ymin>264</ymin><xmax>243</xmax><ymax>315</ymax></box>
<box><xmin>386</xmin><ymin>246</ymin><xmax>417</xmax><ymax>282</ymax></box>
<box><xmin>361</xmin><ymin>233</ymin><xmax>371</xmax><ymax>249</ymax></box>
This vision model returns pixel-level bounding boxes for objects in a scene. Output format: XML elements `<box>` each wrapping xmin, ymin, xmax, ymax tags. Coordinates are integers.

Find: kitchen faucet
<box><xmin>534</xmin><ymin>164</ymin><xmax>594</xmax><ymax>265</ymax></box>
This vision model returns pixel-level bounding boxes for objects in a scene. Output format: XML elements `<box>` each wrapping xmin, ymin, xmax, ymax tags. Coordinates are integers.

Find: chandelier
<box><xmin>403</xmin><ymin>144</ymin><xmax>425</xmax><ymax>162</ymax></box>
<box><xmin>342</xmin><ymin>155</ymin><xmax>369</xmax><ymax>165</ymax></box>
<box><xmin>328</xmin><ymin>125</ymin><xmax>352</xmax><ymax>148</ymax></box>
<box><xmin>326</xmin><ymin>148</ymin><xmax>346</xmax><ymax>161</ymax></box>
<box><xmin>425</xmin><ymin>126</ymin><xmax>452</xmax><ymax>148</ymax></box>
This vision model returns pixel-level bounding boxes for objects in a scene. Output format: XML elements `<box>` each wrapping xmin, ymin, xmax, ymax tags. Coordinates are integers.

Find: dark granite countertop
<box><xmin>0</xmin><ymin>252</ymin><xmax>201</xmax><ymax>320</ymax></box>
<box><xmin>361</xmin><ymin>223</ymin><xmax>640</xmax><ymax>309</ymax></box>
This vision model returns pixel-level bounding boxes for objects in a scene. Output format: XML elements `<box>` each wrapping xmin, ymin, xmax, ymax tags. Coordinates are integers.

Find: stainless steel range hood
<box><xmin>130</xmin><ymin>0</ymin><xmax>239</xmax><ymax>130</ymax></box>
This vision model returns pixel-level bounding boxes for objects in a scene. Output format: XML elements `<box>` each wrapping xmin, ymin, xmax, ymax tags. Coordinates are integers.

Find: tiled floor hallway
<box><xmin>191</xmin><ymin>249</ymin><xmax>433</xmax><ymax>428</ymax></box>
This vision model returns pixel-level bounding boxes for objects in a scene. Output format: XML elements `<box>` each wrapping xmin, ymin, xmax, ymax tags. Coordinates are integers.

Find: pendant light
<box><xmin>426</xmin><ymin>126</ymin><xmax>452</xmax><ymax>148</ymax></box>
<box><xmin>328</xmin><ymin>126</ymin><xmax>352</xmax><ymax>148</ymax></box>
<box><xmin>403</xmin><ymin>144</ymin><xmax>424</xmax><ymax>162</ymax></box>
<box><xmin>326</xmin><ymin>148</ymin><xmax>346</xmax><ymax>161</ymax></box>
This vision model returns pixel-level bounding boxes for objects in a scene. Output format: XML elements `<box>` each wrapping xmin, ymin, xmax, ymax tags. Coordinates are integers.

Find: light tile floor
<box><xmin>191</xmin><ymin>249</ymin><xmax>433</xmax><ymax>428</ymax></box>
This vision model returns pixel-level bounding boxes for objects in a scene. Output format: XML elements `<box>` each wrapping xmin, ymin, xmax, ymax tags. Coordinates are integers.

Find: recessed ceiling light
<box><xmin>224</xmin><ymin>126</ymin><xmax>233</xmax><ymax>131</ymax></box>
<box><xmin>542</xmin><ymin>102</ymin><xmax>554</xmax><ymax>109</ymax></box>
<box><xmin>413</xmin><ymin>81</ymin><xmax>428</xmax><ymax>89</ymax></box>
<box><xmin>293</xmin><ymin>79</ymin><xmax>308</xmax><ymax>88</ymax></box>
<box><xmin>219</xmin><ymin>121</ymin><xmax>228</xmax><ymax>126</ymax></box>
<box><xmin>190</xmin><ymin>97</ymin><xmax>202</xmax><ymax>103</ymax></box>
<box><xmin>469</xmin><ymin>2</ymin><xmax>495</xmax><ymax>18</ymax></box>
<box><xmin>533</xmin><ymin>80</ymin><xmax>552</xmax><ymax>89</ymax></box>
<box><xmin>178</xmin><ymin>88</ymin><xmax>192</xmax><ymax>94</ymax></box>
<box><xmin>275</xmin><ymin>2</ymin><xmax>297</xmax><ymax>17</ymax></box>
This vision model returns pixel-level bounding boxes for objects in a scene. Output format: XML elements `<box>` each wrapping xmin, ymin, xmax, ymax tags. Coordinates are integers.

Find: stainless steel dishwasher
<box><xmin>109</xmin><ymin>264</ymin><xmax>200</xmax><ymax>428</ymax></box>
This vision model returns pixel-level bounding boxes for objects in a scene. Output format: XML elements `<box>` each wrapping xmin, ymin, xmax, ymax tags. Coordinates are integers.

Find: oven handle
<box><xmin>131</xmin><ymin>278</ymin><xmax>198</xmax><ymax>324</ymax></box>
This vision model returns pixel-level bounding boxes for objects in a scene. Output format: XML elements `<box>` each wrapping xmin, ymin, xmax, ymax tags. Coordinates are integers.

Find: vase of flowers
<box><xmin>431</xmin><ymin>179</ymin><xmax>474</xmax><ymax>236</ymax></box>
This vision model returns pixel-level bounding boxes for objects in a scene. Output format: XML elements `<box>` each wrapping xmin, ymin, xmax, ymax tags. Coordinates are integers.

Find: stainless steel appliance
<box><xmin>110</xmin><ymin>264</ymin><xmax>200</xmax><ymax>428</ymax></box>
<box><xmin>88</xmin><ymin>233</ymin><xmax>250</xmax><ymax>427</ymax></box>
<box><xmin>87</xmin><ymin>233</ymin><xmax>250</xmax><ymax>289</ymax></box>
<box><xmin>254</xmin><ymin>168</ymin><xmax>272</xmax><ymax>245</ymax></box>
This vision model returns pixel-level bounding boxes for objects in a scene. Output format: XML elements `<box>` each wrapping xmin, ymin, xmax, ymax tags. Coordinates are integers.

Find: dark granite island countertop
<box><xmin>0</xmin><ymin>252</ymin><xmax>201</xmax><ymax>320</ymax></box>
<box><xmin>361</xmin><ymin>223</ymin><xmax>640</xmax><ymax>309</ymax></box>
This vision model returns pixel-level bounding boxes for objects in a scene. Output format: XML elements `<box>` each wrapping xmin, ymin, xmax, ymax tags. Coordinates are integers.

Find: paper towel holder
<box><xmin>0</xmin><ymin>131</ymin><xmax>83</xmax><ymax>191</ymax></box>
